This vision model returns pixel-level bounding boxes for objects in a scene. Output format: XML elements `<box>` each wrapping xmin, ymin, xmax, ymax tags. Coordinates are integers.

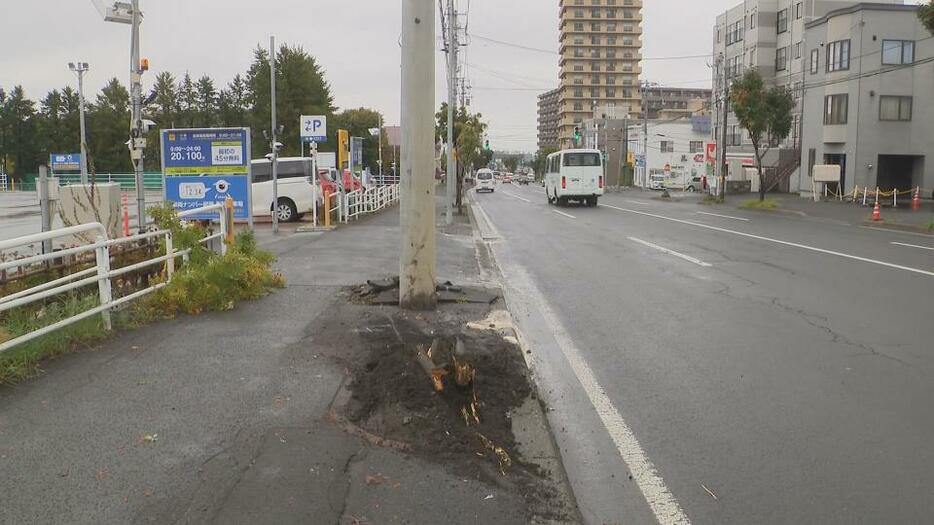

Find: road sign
<box><xmin>301</xmin><ymin>115</ymin><xmax>327</xmax><ymax>143</ymax></box>
<box><xmin>350</xmin><ymin>137</ymin><xmax>364</xmax><ymax>172</ymax></box>
<box><xmin>160</xmin><ymin>128</ymin><xmax>252</xmax><ymax>220</ymax></box>
<box><xmin>50</xmin><ymin>153</ymin><xmax>81</xmax><ymax>172</ymax></box>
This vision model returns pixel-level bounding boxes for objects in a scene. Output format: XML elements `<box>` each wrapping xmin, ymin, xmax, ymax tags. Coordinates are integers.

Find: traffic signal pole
<box><xmin>399</xmin><ymin>0</ymin><xmax>437</xmax><ymax>310</ymax></box>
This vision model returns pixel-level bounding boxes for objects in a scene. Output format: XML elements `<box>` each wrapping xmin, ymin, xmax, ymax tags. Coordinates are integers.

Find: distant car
<box><xmin>503</xmin><ymin>173</ymin><xmax>513</xmax><ymax>184</ymax></box>
<box><xmin>684</xmin><ymin>176</ymin><xmax>705</xmax><ymax>193</ymax></box>
<box><xmin>517</xmin><ymin>174</ymin><xmax>531</xmax><ymax>185</ymax></box>
<box><xmin>544</xmin><ymin>149</ymin><xmax>604</xmax><ymax>207</ymax></box>
<box><xmin>649</xmin><ymin>174</ymin><xmax>666</xmax><ymax>190</ymax></box>
<box><xmin>476</xmin><ymin>169</ymin><xmax>495</xmax><ymax>193</ymax></box>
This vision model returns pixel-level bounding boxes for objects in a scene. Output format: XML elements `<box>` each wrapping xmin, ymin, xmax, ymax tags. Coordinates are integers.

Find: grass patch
<box><xmin>741</xmin><ymin>198</ymin><xmax>782</xmax><ymax>210</ymax></box>
<box><xmin>699</xmin><ymin>194</ymin><xmax>724</xmax><ymax>206</ymax></box>
<box><xmin>926</xmin><ymin>218</ymin><xmax>934</xmax><ymax>232</ymax></box>
<box><xmin>0</xmin><ymin>205</ymin><xmax>284</xmax><ymax>385</ymax></box>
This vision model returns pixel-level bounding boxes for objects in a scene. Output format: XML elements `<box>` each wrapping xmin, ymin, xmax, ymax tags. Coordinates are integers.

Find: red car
<box><xmin>318</xmin><ymin>168</ymin><xmax>364</xmax><ymax>194</ymax></box>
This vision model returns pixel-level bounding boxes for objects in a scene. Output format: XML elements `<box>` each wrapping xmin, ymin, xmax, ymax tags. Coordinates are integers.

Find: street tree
<box><xmin>533</xmin><ymin>147</ymin><xmax>558</xmax><ymax>178</ymax></box>
<box><xmin>730</xmin><ymin>70</ymin><xmax>795</xmax><ymax>202</ymax></box>
<box><xmin>217</xmin><ymin>74</ymin><xmax>249</xmax><ymax>127</ymax></box>
<box><xmin>333</xmin><ymin>107</ymin><xmax>383</xmax><ymax>173</ymax></box>
<box><xmin>0</xmin><ymin>86</ymin><xmax>38</xmax><ymax>177</ymax></box>
<box><xmin>36</xmin><ymin>90</ymin><xmax>74</xmax><ymax>157</ymax></box>
<box><xmin>435</xmin><ymin>104</ymin><xmax>487</xmax><ymax>211</ymax></box>
<box><xmin>920</xmin><ymin>1</ymin><xmax>934</xmax><ymax>33</ymax></box>
<box><xmin>88</xmin><ymin>78</ymin><xmax>131</xmax><ymax>173</ymax></box>
<box><xmin>195</xmin><ymin>75</ymin><xmax>218</xmax><ymax>128</ymax></box>
<box><xmin>177</xmin><ymin>73</ymin><xmax>197</xmax><ymax>128</ymax></box>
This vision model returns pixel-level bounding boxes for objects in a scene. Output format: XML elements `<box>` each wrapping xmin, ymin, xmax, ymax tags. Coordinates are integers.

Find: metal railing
<box><xmin>0</xmin><ymin>202</ymin><xmax>231</xmax><ymax>354</ymax></box>
<box><xmin>347</xmin><ymin>184</ymin><xmax>400</xmax><ymax>220</ymax></box>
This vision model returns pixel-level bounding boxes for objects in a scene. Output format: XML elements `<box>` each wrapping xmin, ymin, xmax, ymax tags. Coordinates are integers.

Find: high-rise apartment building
<box><xmin>537</xmin><ymin>88</ymin><xmax>561</xmax><ymax>151</ymax></box>
<box><xmin>557</xmin><ymin>0</ymin><xmax>643</xmax><ymax>149</ymax></box>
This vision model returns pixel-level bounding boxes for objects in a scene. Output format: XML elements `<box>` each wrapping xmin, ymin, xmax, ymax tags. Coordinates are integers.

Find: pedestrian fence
<box><xmin>0</xmin><ymin>173</ymin><xmax>7</xmax><ymax>192</ymax></box>
<box><xmin>327</xmin><ymin>184</ymin><xmax>400</xmax><ymax>225</ymax></box>
<box><xmin>0</xmin><ymin>173</ymin><xmax>163</xmax><ymax>193</ymax></box>
<box><xmin>841</xmin><ymin>186</ymin><xmax>928</xmax><ymax>208</ymax></box>
<box><xmin>0</xmin><ymin>201</ymin><xmax>234</xmax><ymax>355</ymax></box>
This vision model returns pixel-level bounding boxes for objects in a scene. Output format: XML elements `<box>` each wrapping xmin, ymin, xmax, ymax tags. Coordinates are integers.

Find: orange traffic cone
<box><xmin>871</xmin><ymin>200</ymin><xmax>882</xmax><ymax>221</ymax></box>
<box><xmin>911</xmin><ymin>187</ymin><xmax>921</xmax><ymax>210</ymax></box>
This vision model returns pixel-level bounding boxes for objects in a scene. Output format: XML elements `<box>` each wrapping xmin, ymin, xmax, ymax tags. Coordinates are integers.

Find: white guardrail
<box><xmin>333</xmin><ymin>184</ymin><xmax>399</xmax><ymax>224</ymax></box>
<box><xmin>0</xmin><ymin>202</ymin><xmax>232</xmax><ymax>354</ymax></box>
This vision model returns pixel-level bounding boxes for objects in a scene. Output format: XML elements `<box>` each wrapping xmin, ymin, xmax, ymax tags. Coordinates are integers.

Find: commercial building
<box><xmin>557</xmin><ymin>0</ymin><xmax>644</xmax><ymax>149</ymax></box>
<box><xmin>537</xmin><ymin>88</ymin><xmax>561</xmax><ymax>151</ymax></box>
<box><xmin>798</xmin><ymin>3</ymin><xmax>933</xmax><ymax>196</ymax></box>
<box><xmin>627</xmin><ymin>116</ymin><xmax>713</xmax><ymax>189</ymax></box>
<box><xmin>642</xmin><ymin>86</ymin><xmax>711</xmax><ymax>119</ymax></box>
<box><xmin>710</xmin><ymin>0</ymin><xmax>904</xmax><ymax>191</ymax></box>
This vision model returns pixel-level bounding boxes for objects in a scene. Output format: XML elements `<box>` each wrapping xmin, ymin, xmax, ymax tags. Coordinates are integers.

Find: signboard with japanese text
<box><xmin>50</xmin><ymin>153</ymin><xmax>82</xmax><ymax>172</ymax></box>
<box><xmin>160</xmin><ymin>128</ymin><xmax>252</xmax><ymax>220</ymax></box>
<box><xmin>300</xmin><ymin>115</ymin><xmax>327</xmax><ymax>143</ymax></box>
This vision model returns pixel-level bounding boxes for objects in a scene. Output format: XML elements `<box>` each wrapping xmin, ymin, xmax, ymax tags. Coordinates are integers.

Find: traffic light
<box><xmin>484</xmin><ymin>139</ymin><xmax>490</xmax><ymax>151</ymax></box>
<box><xmin>573</xmin><ymin>126</ymin><xmax>581</xmax><ymax>144</ymax></box>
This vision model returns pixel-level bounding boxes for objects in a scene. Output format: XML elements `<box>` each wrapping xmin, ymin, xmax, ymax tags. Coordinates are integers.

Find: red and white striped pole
<box><xmin>122</xmin><ymin>192</ymin><xmax>130</xmax><ymax>237</ymax></box>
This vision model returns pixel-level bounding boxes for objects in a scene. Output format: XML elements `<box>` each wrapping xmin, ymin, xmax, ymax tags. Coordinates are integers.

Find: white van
<box><xmin>251</xmin><ymin>157</ymin><xmax>318</xmax><ymax>222</ymax></box>
<box><xmin>544</xmin><ymin>149</ymin><xmax>604</xmax><ymax>207</ymax></box>
<box><xmin>476</xmin><ymin>169</ymin><xmax>495</xmax><ymax>193</ymax></box>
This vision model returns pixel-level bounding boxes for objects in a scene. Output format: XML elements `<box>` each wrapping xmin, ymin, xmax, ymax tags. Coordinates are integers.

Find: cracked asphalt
<box><xmin>474</xmin><ymin>184</ymin><xmax>933</xmax><ymax>523</ymax></box>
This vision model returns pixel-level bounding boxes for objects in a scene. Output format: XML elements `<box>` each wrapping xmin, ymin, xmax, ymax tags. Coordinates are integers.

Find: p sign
<box><xmin>301</xmin><ymin>115</ymin><xmax>327</xmax><ymax>143</ymax></box>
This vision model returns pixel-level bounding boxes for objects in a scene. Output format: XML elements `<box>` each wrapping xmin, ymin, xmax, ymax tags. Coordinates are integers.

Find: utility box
<box><xmin>58</xmin><ymin>183</ymin><xmax>122</xmax><ymax>240</ymax></box>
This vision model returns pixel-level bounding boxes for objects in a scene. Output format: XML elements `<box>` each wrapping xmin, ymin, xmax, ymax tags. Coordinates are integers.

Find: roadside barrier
<box><xmin>0</xmin><ymin>200</ymin><xmax>233</xmax><ymax>354</ymax></box>
<box><xmin>328</xmin><ymin>184</ymin><xmax>400</xmax><ymax>226</ymax></box>
<box><xmin>852</xmin><ymin>186</ymin><xmax>924</xmax><ymax>208</ymax></box>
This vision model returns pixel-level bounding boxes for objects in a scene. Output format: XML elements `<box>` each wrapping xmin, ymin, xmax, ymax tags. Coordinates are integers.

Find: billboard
<box><xmin>50</xmin><ymin>153</ymin><xmax>82</xmax><ymax>172</ymax></box>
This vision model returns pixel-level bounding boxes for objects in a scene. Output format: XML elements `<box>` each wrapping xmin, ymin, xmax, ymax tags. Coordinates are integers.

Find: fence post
<box><xmin>219</xmin><ymin>205</ymin><xmax>229</xmax><ymax>256</ymax></box>
<box><xmin>312</xmin><ymin>184</ymin><xmax>318</xmax><ymax>228</ymax></box>
<box><xmin>95</xmin><ymin>239</ymin><xmax>113</xmax><ymax>331</ymax></box>
<box><xmin>166</xmin><ymin>231</ymin><xmax>175</xmax><ymax>278</ymax></box>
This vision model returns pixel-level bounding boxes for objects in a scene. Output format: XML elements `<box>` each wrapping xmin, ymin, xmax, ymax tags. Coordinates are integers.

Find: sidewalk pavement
<box><xmin>0</xmin><ymin>196</ymin><xmax>576</xmax><ymax>524</ymax></box>
<box><xmin>747</xmin><ymin>194</ymin><xmax>934</xmax><ymax>231</ymax></box>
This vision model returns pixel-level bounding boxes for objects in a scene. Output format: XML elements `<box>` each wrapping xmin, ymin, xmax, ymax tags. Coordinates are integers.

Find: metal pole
<box><xmin>77</xmin><ymin>68</ymin><xmax>89</xmax><ymax>184</ymax></box>
<box><xmin>378</xmin><ymin>114</ymin><xmax>384</xmax><ymax>181</ymax></box>
<box><xmin>618</xmin><ymin>117</ymin><xmax>628</xmax><ymax>189</ymax></box>
<box><xmin>642</xmin><ymin>83</ymin><xmax>649</xmax><ymax>189</ymax></box>
<box><xmin>400</xmin><ymin>0</ymin><xmax>437</xmax><ymax>310</ymax></box>
<box><xmin>38</xmin><ymin>166</ymin><xmax>52</xmax><ymax>255</ymax></box>
<box><xmin>720</xmin><ymin>79</ymin><xmax>730</xmax><ymax>201</ymax></box>
<box><xmin>270</xmin><ymin>35</ymin><xmax>279</xmax><ymax>234</ymax></box>
<box><xmin>445</xmin><ymin>0</ymin><xmax>457</xmax><ymax>225</ymax></box>
<box><xmin>130</xmin><ymin>0</ymin><xmax>145</xmax><ymax>231</ymax></box>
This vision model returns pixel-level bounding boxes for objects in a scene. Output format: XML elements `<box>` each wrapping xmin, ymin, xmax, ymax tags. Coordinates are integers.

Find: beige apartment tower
<box><xmin>557</xmin><ymin>0</ymin><xmax>643</xmax><ymax>149</ymax></box>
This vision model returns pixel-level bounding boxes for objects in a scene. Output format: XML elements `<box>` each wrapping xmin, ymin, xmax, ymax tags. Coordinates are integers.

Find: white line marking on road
<box><xmin>696</xmin><ymin>211</ymin><xmax>750</xmax><ymax>222</ymax></box>
<box><xmin>599</xmin><ymin>203</ymin><xmax>934</xmax><ymax>278</ymax></box>
<box><xmin>498</xmin><ymin>263</ymin><xmax>690</xmax><ymax>525</ymax></box>
<box><xmin>501</xmin><ymin>191</ymin><xmax>531</xmax><ymax>203</ymax></box>
<box><xmin>625</xmin><ymin>199</ymin><xmax>652</xmax><ymax>205</ymax></box>
<box><xmin>860</xmin><ymin>226</ymin><xmax>934</xmax><ymax>239</ymax></box>
<box><xmin>553</xmin><ymin>209</ymin><xmax>577</xmax><ymax>220</ymax></box>
<box><xmin>891</xmin><ymin>241</ymin><xmax>934</xmax><ymax>251</ymax></box>
<box><xmin>628</xmin><ymin>237</ymin><xmax>713</xmax><ymax>267</ymax></box>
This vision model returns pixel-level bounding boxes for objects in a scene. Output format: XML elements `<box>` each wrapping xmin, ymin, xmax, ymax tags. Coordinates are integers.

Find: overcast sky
<box><xmin>0</xmin><ymin>0</ymin><xmax>922</xmax><ymax>152</ymax></box>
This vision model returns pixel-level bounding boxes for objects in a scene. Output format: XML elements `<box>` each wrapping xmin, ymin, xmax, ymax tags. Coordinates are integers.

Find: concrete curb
<box><xmin>860</xmin><ymin>220</ymin><xmax>934</xmax><ymax>236</ymax></box>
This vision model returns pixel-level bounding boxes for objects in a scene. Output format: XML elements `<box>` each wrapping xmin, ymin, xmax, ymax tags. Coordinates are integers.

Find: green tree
<box><xmin>503</xmin><ymin>156</ymin><xmax>519</xmax><ymax>173</ymax></box>
<box><xmin>0</xmin><ymin>86</ymin><xmax>39</xmax><ymax>177</ymax></box>
<box><xmin>148</xmin><ymin>71</ymin><xmax>179</xmax><ymax>129</ymax></box>
<box><xmin>730</xmin><ymin>70</ymin><xmax>795</xmax><ymax>201</ymax></box>
<box><xmin>333</xmin><ymin>107</ymin><xmax>383</xmax><ymax>172</ymax></box>
<box><xmin>920</xmin><ymin>1</ymin><xmax>934</xmax><ymax>33</ymax></box>
<box><xmin>177</xmin><ymin>73</ymin><xmax>197</xmax><ymax>128</ymax></box>
<box><xmin>195</xmin><ymin>75</ymin><xmax>218</xmax><ymax>127</ymax></box>
<box><xmin>0</xmin><ymin>87</ymin><xmax>7</xmax><ymax>175</ymax></box>
<box><xmin>218</xmin><ymin>74</ymin><xmax>249</xmax><ymax>127</ymax></box>
<box><xmin>435</xmin><ymin>104</ymin><xmax>488</xmax><ymax>211</ymax></box>
<box><xmin>88</xmin><ymin>78</ymin><xmax>131</xmax><ymax>173</ymax></box>
<box><xmin>247</xmin><ymin>44</ymin><xmax>335</xmax><ymax>159</ymax></box>
<box><xmin>533</xmin><ymin>147</ymin><xmax>558</xmax><ymax>179</ymax></box>
<box><xmin>36</xmin><ymin>89</ymin><xmax>76</xmax><ymax>157</ymax></box>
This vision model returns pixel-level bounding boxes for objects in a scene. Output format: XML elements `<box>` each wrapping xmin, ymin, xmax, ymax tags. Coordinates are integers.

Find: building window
<box><xmin>689</xmin><ymin>141</ymin><xmax>703</xmax><ymax>153</ymax></box>
<box><xmin>591</xmin><ymin>22</ymin><xmax>601</xmax><ymax>31</ymax></box>
<box><xmin>882</xmin><ymin>40</ymin><xmax>915</xmax><ymax>65</ymax></box>
<box><xmin>574</xmin><ymin>23</ymin><xmax>584</xmax><ymax>31</ymax></box>
<box><xmin>777</xmin><ymin>9</ymin><xmax>788</xmax><ymax>33</ymax></box>
<box><xmin>879</xmin><ymin>96</ymin><xmax>912</xmax><ymax>121</ymax></box>
<box><xmin>660</xmin><ymin>141</ymin><xmax>674</xmax><ymax>153</ymax></box>
<box><xmin>606</xmin><ymin>88</ymin><xmax>616</xmax><ymax>98</ymax></box>
<box><xmin>776</xmin><ymin>47</ymin><xmax>788</xmax><ymax>71</ymax></box>
<box><xmin>730</xmin><ymin>126</ymin><xmax>741</xmax><ymax>146</ymax></box>
<box><xmin>795</xmin><ymin>2</ymin><xmax>803</xmax><ymax>19</ymax></box>
<box><xmin>574</xmin><ymin>102</ymin><xmax>583</xmax><ymax>111</ymax></box>
<box><xmin>574</xmin><ymin>88</ymin><xmax>584</xmax><ymax>97</ymax></box>
<box><xmin>826</xmin><ymin>40</ymin><xmax>850</xmax><ymax>72</ymax></box>
<box><xmin>608</xmin><ymin>23</ymin><xmax>617</xmax><ymax>32</ymax></box>
<box><xmin>574</xmin><ymin>9</ymin><xmax>584</xmax><ymax>18</ymax></box>
<box><xmin>794</xmin><ymin>42</ymin><xmax>802</xmax><ymax>59</ymax></box>
<box><xmin>824</xmin><ymin>94</ymin><xmax>848</xmax><ymax>125</ymax></box>
<box><xmin>810</xmin><ymin>49</ymin><xmax>819</xmax><ymax>73</ymax></box>
<box><xmin>750</xmin><ymin>8</ymin><xmax>756</xmax><ymax>29</ymax></box>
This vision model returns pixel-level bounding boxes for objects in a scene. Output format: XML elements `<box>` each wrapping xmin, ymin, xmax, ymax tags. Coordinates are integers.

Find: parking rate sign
<box><xmin>301</xmin><ymin>115</ymin><xmax>327</xmax><ymax>143</ymax></box>
<box><xmin>161</xmin><ymin>128</ymin><xmax>251</xmax><ymax>220</ymax></box>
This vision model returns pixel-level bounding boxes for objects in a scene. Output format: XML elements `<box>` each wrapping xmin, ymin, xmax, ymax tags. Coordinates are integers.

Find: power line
<box><xmin>469</xmin><ymin>33</ymin><xmax>713</xmax><ymax>61</ymax></box>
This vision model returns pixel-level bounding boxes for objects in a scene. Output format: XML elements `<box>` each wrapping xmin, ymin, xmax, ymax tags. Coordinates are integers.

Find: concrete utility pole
<box><xmin>129</xmin><ymin>0</ymin><xmax>145</xmax><ymax>231</ymax></box>
<box><xmin>720</xmin><ymin>58</ymin><xmax>730</xmax><ymax>201</ymax></box>
<box><xmin>618</xmin><ymin>115</ymin><xmax>628</xmax><ymax>189</ymax></box>
<box><xmin>68</xmin><ymin>62</ymin><xmax>90</xmax><ymax>184</ymax></box>
<box><xmin>444</xmin><ymin>0</ymin><xmax>457</xmax><ymax>226</ymax></box>
<box><xmin>399</xmin><ymin>0</ymin><xmax>437</xmax><ymax>310</ymax></box>
<box><xmin>642</xmin><ymin>82</ymin><xmax>649</xmax><ymax>189</ymax></box>
<box><xmin>270</xmin><ymin>35</ymin><xmax>280</xmax><ymax>234</ymax></box>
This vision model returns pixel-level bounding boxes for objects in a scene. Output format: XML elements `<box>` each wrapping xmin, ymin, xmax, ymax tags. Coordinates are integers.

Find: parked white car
<box><xmin>544</xmin><ymin>149</ymin><xmax>604</xmax><ymax>207</ymax></box>
<box><xmin>251</xmin><ymin>157</ymin><xmax>318</xmax><ymax>222</ymax></box>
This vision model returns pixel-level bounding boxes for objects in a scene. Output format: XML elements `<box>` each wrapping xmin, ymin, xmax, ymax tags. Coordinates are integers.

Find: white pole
<box><xmin>76</xmin><ymin>67</ymin><xmax>89</xmax><ymax>184</ymax></box>
<box><xmin>378</xmin><ymin>114</ymin><xmax>384</xmax><ymax>182</ymax></box>
<box><xmin>270</xmin><ymin>36</ymin><xmax>279</xmax><ymax>234</ymax></box>
<box><xmin>400</xmin><ymin>0</ymin><xmax>437</xmax><ymax>310</ymax></box>
<box><xmin>130</xmin><ymin>0</ymin><xmax>146</xmax><ymax>231</ymax></box>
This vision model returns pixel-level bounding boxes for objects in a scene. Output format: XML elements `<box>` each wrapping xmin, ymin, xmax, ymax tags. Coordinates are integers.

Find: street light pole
<box><xmin>270</xmin><ymin>35</ymin><xmax>280</xmax><ymax>235</ymax></box>
<box><xmin>69</xmin><ymin>62</ymin><xmax>90</xmax><ymax>184</ymax></box>
<box><xmin>129</xmin><ymin>0</ymin><xmax>146</xmax><ymax>231</ymax></box>
<box><xmin>444</xmin><ymin>0</ymin><xmax>457</xmax><ymax>226</ymax></box>
<box><xmin>399</xmin><ymin>0</ymin><xmax>437</xmax><ymax>310</ymax></box>
<box><xmin>642</xmin><ymin>82</ymin><xmax>649</xmax><ymax>189</ymax></box>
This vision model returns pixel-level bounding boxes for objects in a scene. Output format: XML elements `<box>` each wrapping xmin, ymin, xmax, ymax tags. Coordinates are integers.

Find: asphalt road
<box><xmin>472</xmin><ymin>183</ymin><xmax>934</xmax><ymax>524</ymax></box>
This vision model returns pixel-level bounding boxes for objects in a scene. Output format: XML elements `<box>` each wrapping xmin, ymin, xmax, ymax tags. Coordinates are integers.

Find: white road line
<box><xmin>860</xmin><ymin>226</ymin><xmax>934</xmax><ymax>239</ymax></box>
<box><xmin>891</xmin><ymin>241</ymin><xmax>934</xmax><ymax>251</ymax></box>
<box><xmin>500</xmin><ymin>191</ymin><xmax>531</xmax><ymax>203</ymax></box>
<box><xmin>499</xmin><ymin>263</ymin><xmax>690</xmax><ymax>525</ymax></box>
<box><xmin>553</xmin><ymin>209</ymin><xmax>577</xmax><ymax>220</ymax></box>
<box><xmin>696</xmin><ymin>211</ymin><xmax>750</xmax><ymax>222</ymax></box>
<box><xmin>600</xmin><ymin>203</ymin><xmax>934</xmax><ymax>278</ymax></box>
<box><xmin>628</xmin><ymin>237</ymin><xmax>713</xmax><ymax>267</ymax></box>
<box><xmin>625</xmin><ymin>199</ymin><xmax>651</xmax><ymax>205</ymax></box>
